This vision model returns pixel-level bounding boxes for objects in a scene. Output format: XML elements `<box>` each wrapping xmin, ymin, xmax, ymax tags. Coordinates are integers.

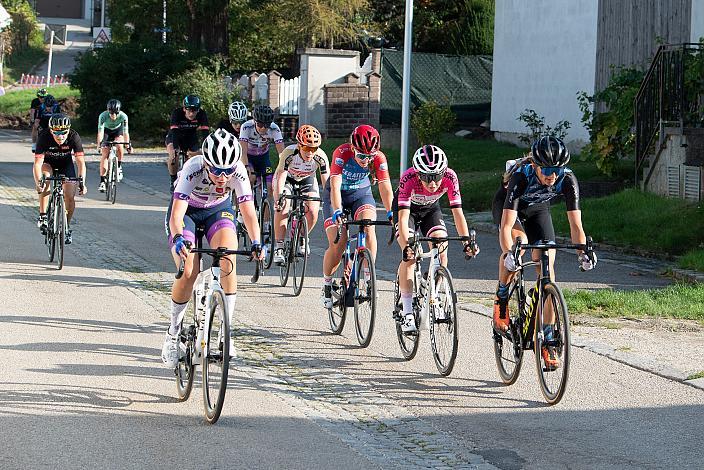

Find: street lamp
<box><xmin>399</xmin><ymin>0</ymin><xmax>414</xmax><ymax>174</ymax></box>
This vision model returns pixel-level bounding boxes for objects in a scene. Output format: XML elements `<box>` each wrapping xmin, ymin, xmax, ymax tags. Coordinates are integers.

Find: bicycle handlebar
<box><xmin>333</xmin><ymin>217</ymin><xmax>392</xmax><ymax>244</ymax></box>
<box><xmin>409</xmin><ymin>229</ymin><xmax>478</xmax><ymax>260</ymax></box>
<box><xmin>175</xmin><ymin>243</ymin><xmax>254</xmax><ymax>279</ymax></box>
<box><xmin>106</xmin><ymin>141</ymin><xmax>131</xmax><ymax>145</ymax></box>
<box><xmin>511</xmin><ymin>236</ymin><xmax>594</xmax><ymax>270</ymax></box>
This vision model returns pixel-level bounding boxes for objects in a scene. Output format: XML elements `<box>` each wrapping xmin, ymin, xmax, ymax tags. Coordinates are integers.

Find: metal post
<box><xmin>162</xmin><ymin>0</ymin><xmax>167</xmax><ymax>44</ymax></box>
<box><xmin>100</xmin><ymin>0</ymin><xmax>105</xmax><ymax>28</ymax></box>
<box><xmin>399</xmin><ymin>0</ymin><xmax>414</xmax><ymax>175</ymax></box>
<box><xmin>46</xmin><ymin>30</ymin><xmax>54</xmax><ymax>87</ymax></box>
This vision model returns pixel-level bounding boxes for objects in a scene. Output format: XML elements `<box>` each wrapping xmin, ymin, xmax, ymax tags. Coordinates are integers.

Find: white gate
<box><xmin>279</xmin><ymin>76</ymin><xmax>300</xmax><ymax>115</ymax></box>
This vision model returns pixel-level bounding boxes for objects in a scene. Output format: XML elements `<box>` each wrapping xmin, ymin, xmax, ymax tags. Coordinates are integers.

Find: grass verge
<box><xmin>564</xmin><ymin>283</ymin><xmax>704</xmax><ymax>322</ymax></box>
<box><xmin>0</xmin><ymin>86</ymin><xmax>79</xmax><ymax>115</ymax></box>
<box><xmin>4</xmin><ymin>44</ymin><xmax>46</xmax><ymax>85</ymax></box>
<box><xmin>678</xmin><ymin>248</ymin><xmax>704</xmax><ymax>273</ymax></box>
<box><xmin>687</xmin><ymin>371</ymin><xmax>704</xmax><ymax>380</ymax></box>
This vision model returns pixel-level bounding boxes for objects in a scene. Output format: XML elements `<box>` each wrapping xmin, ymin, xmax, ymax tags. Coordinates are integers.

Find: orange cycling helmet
<box><xmin>296</xmin><ymin>124</ymin><xmax>322</xmax><ymax>148</ymax></box>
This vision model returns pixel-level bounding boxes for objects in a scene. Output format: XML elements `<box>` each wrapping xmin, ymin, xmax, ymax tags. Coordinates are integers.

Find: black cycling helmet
<box><xmin>49</xmin><ymin>113</ymin><xmax>71</xmax><ymax>131</ymax></box>
<box><xmin>107</xmin><ymin>98</ymin><xmax>121</xmax><ymax>114</ymax></box>
<box><xmin>44</xmin><ymin>95</ymin><xmax>56</xmax><ymax>107</ymax></box>
<box><xmin>183</xmin><ymin>94</ymin><xmax>201</xmax><ymax>110</ymax></box>
<box><xmin>37</xmin><ymin>88</ymin><xmax>48</xmax><ymax>98</ymax></box>
<box><xmin>530</xmin><ymin>136</ymin><xmax>570</xmax><ymax>168</ymax></box>
<box><xmin>252</xmin><ymin>104</ymin><xmax>274</xmax><ymax>125</ymax></box>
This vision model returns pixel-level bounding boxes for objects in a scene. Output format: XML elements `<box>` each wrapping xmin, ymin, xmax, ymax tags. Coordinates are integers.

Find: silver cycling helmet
<box><xmin>201</xmin><ymin>129</ymin><xmax>241</xmax><ymax>169</ymax></box>
<box><xmin>228</xmin><ymin>101</ymin><xmax>248</xmax><ymax>123</ymax></box>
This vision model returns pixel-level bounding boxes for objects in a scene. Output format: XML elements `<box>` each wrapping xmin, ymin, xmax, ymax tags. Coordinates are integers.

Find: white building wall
<box><xmin>691</xmin><ymin>0</ymin><xmax>704</xmax><ymax>42</ymax></box>
<box><xmin>491</xmin><ymin>0</ymin><xmax>599</xmax><ymax>146</ymax></box>
<box><xmin>298</xmin><ymin>49</ymin><xmax>360</xmax><ymax>134</ymax></box>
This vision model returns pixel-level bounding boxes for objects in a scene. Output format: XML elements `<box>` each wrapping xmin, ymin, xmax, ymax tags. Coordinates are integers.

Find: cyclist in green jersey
<box><xmin>97</xmin><ymin>99</ymin><xmax>131</xmax><ymax>192</ymax></box>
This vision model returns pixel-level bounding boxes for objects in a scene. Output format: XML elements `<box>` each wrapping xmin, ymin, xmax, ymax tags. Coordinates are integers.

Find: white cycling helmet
<box><xmin>201</xmin><ymin>129</ymin><xmax>241</xmax><ymax>169</ymax></box>
<box><xmin>412</xmin><ymin>144</ymin><xmax>448</xmax><ymax>175</ymax></box>
<box><xmin>228</xmin><ymin>101</ymin><xmax>248</xmax><ymax>123</ymax></box>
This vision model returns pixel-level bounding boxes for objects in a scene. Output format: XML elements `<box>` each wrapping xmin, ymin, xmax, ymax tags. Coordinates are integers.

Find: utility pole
<box><xmin>163</xmin><ymin>0</ymin><xmax>167</xmax><ymax>44</ymax></box>
<box><xmin>100</xmin><ymin>0</ymin><xmax>105</xmax><ymax>28</ymax></box>
<box><xmin>46</xmin><ymin>29</ymin><xmax>55</xmax><ymax>87</ymax></box>
<box><xmin>399</xmin><ymin>0</ymin><xmax>414</xmax><ymax>174</ymax></box>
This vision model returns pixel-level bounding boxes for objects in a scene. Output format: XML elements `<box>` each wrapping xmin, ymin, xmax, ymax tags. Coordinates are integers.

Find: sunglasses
<box><xmin>207</xmin><ymin>165</ymin><xmax>236</xmax><ymax>177</ymax></box>
<box><xmin>354</xmin><ymin>151</ymin><xmax>375</xmax><ymax>161</ymax></box>
<box><xmin>300</xmin><ymin>145</ymin><xmax>318</xmax><ymax>153</ymax></box>
<box><xmin>418</xmin><ymin>172</ymin><xmax>444</xmax><ymax>184</ymax></box>
<box><xmin>51</xmin><ymin>129</ymin><xmax>69</xmax><ymax>136</ymax></box>
<box><xmin>539</xmin><ymin>166</ymin><xmax>564</xmax><ymax>177</ymax></box>
<box><xmin>255</xmin><ymin>121</ymin><xmax>269</xmax><ymax>128</ymax></box>
<box><xmin>184</xmin><ymin>107</ymin><xmax>199</xmax><ymax>112</ymax></box>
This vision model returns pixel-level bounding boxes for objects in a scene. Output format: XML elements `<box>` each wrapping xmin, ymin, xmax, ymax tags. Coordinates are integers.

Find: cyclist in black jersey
<box><xmin>30</xmin><ymin>88</ymin><xmax>47</xmax><ymax>152</ymax></box>
<box><xmin>491</xmin><ymin>136</ymin><xmax>596</xmax><ymax>369</ymax></box>
<box><xmin>166</xmin><ymin>94</ymin><xmax>209</xmax><ymax>189</ymax></box>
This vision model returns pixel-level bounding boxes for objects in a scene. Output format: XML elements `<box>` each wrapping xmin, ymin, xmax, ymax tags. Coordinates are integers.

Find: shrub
<box><xmin>516</xmin><ymin>109</ymin><xmax>571</xmax><ymax>146</ymax></box>
<box><xmin>411</xmin><ymin>100</ymin><xmax>455</xmax><ymax>146</ymax></box>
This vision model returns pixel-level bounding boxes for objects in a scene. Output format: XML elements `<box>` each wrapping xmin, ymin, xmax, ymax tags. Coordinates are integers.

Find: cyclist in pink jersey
<box><xmin>393</xmin><ymin>145</ymin><xmax>479</xmax><ymax>333</ymax></box>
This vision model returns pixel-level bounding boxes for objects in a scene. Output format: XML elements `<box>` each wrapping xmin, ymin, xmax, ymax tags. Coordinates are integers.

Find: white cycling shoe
<box><xmin>401</xmin><ymin>313</ymin><xmax>417</xmax><ymax>333</ymax></box>
<box><xmin>117</xmin><ymin>167</ymin><xmax>124</xmax><ymax>182</ymax></box>
<box><xmin>161</xmin><ymin>333</ymin><xmax>178</xmax><ymax>368</ymax></box>
<box><xmin>97</xmin><ymin>181</ymin><xmax>106</xmax><ymax>193</ymax></box>
<box><xmin>321</xmin><ymin>285</ymin><xmax>333</xmax><ymax>309</ymax></box>
<box><xmin>273</xmin><ymin>248</ymin><xmax>285</xmax><ymax>265</ymax></box>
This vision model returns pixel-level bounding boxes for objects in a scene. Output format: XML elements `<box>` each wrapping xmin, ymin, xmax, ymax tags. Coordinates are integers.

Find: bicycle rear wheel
<box><xmin>202</xmin><ymin>289</ymin><xmax>230</xmax><ymax>424</ymax></box>
<box><xmin>260</xmin><ymin>198</ymin><xmax>275</xmax><ymax>269</ymax></box>
<box><xmin>394</xmin><ymin>276</ymin><xmax>420</xmax><ymax>360</ymax></box>
<box><xmin>109</xmin><ymin>156</ymin><xmax>118</xmax><ymax>204</ymax></box>
<box><xmin>291</xmin><ymin>216</ymin><xmax>309</xmax><ymax>296</ymax></box>
<box><xmin>493</xmin><ymin>280</ymin><xmax>524</xmax><ymax>385</ymax></box>
<box><xmin>55</xmin><ymin>196</ymin><xmax>65</xmax><ymax>270</ymax></box>
<box><xmin>328</xmin><ymin>256</ymin><xmax>347</xmax><ymax>334</ymax></box>
<box><xmin>353</xmin><ymin>247</ymin><xmax>376</xmax><ymax>347</ymax></box>
<box><xmin>279</xmin><ymin>217</ymin><xmax>294</xmax><ymax>287</ymax></box>
<box><xmin>429</xmin><ymin>266</ymin><xmax>458</xmax><ymax>376</ymax></box>
<box><xmin>535</xmin><ymin>282</ymin><xmax>571</xmax><ymax>405</ymax></box>
<box><xmin>176</xmin><ymin>294</ymin><xmax>196</xmax><ymax>401</ymax></box>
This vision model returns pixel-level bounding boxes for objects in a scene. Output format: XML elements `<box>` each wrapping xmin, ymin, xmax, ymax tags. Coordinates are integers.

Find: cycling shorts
<box><xmin>248</xmin><ymin>152</ymin><xmax>274</xmax><ymax>184</ymax></box>
<box><xmin>392</xmin><ymin>193</ymin><xmax>446</xmax><ymax>237</ymax></box>
<box><xmin>100</xmin><ymin>125</ymin><xmax>125</xmax><ymax>147</ymax></box>
<box><xmin>165</xmin><ymin>199</ymin><xmax>236</xmax><ymax>248</ymax></box>
<box><xmin>283</xmin><ymin>174</ymin><xmax>319</xmax><ymax>198</ymax></box>
<box><xmin>322</xmin><ymin>182</ymin><xmax>376</xmax><ymax>230</ymax></box>
<box><xmin>44</xmin><ymin>157</ymin><xmax>76</xmax><ymax>179</ymax></box>
<box><xmin>492</xmin><ymin>187</ymin><xmax>555</xmax><ymax>243</ymax></box>
<box><xmin>165</xmin><ymin>130</ymin><xmax>199</xmax><ymax>152</ymax></box>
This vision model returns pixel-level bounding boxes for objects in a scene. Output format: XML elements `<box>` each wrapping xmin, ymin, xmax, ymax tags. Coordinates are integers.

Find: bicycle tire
<box><xmin>394</xmin><ymin>276</ymin><xmax>420</xmax><ymax>360</ymax></box>
<box><xmin>328</xmin><ymin>255</ymin><xmax>347</xmax><ymax>334</ymax></box>
<box><xmin>535</xmin><ymin>282</ymin><xmax>571</xmax><ymax>405</ymax></box>
<box><xmin>260</xmin><ymin>198</ymin><xmax>275</xmax><ymax>269</ymax></box>
<box><xmin>176</xmin><ymin>291</ymin><xmax>197</xmax><ymax>401</ymax></box>
<box><xmin>105</xmin><ymin>155</ymin><xmax>112</xmax><ymax>202</ymax></box>
<box><xmin>429</xmin><ymin>266</ymin><xmax>458</xmax><ymax>376</ymax></box>
<box><xmin>56</xmin><ymin>196</ymin><xmax>65</xmax><ymax>270</ymax></box>
<box><xmin>279</xmin><ymin>216</ymin><xmax>294</xmax><ymax>287</ymax></box>
<box><xmin>292</xmin><ymin>216</ymin><xmax>309</xmax><ymax>297</ymax></box>
<box><xmin>46</xmin><ymin>196</ymin><xmax>55</xmax><ymax>261</ymax></box>
<box><xmin>353</xmin><ymin>247</ymin><xmax>376</xmax><ymax>348</ymax></box>
<box><xmin>493</xmin><ymin>279</ymin><xmax>525</xmax><ymax>385</ymax></box>
<box><xmin>202</xmin><ymin>289</ymin><xmax>230</xmax><ymax>424</ymax></box>
<box><xmin>109</xmin><ymin>155</ymin><xmax>118</xmax><ymax>204</ymax></box>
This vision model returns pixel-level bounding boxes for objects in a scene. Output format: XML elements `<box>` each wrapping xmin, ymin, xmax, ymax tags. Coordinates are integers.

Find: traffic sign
<box><xmin>153</xmin><ymin>27</ymin><xmax>172</xmax><ymax>33</ymax></box>
<box><xmin>93</xmin><ymin>27</ymin><xmax>111</xmax><ymax>44</ymax></box>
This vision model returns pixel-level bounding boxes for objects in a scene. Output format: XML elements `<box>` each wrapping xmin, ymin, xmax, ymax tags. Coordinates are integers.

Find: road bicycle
<box><xmin>392</xmin><ymin>231</ymin><xmax>477</xmax><ymax>376</ymax></box>
<box><xmin>492</xmin><ymin>237</ymin><xmax>594</xmax><ymax>405</ymax></box>
<box><xmin>277</xmin><ymin>190</ymin><xmax>321</xmax><ymax>296</ymax></box>
<box><xmin>237</xmin><ymin>167</ymin><xmax>274</xmax><ymax>282</ymax></box>
<box><xmin>103</xmin><ymin>140</ymin><xmax>129</xmax><ymax>204</ymax></box>
<box><xmin>174</xmin><ymin>231</ymin><xmax>252</xmax><ymax>424</ymax></box>
<box><xmin>327</xmin><ymin>214</ymin><xmax>392</xmax><ymax>348</ymax></box>
<box><xmin>42</xmin><ymin>174</ymin><xmax>82</xmax><ymax>270</ymax></box>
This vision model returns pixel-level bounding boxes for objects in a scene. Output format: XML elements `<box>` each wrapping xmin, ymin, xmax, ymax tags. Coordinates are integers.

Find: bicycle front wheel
<box><xmin>46</xmin><ymin>197</ymin><xmax>55</xmax><ymax>261</ymax></box>
<box><xmin>535</xmin><ymin>282</ymin><xmax>571</xmax><ymax>405</ymax></box>
<box><xmin>109</xmin><ymin>157</ymin><xmax>118</xmax><ymax>204</ymax></box>
<box><xmin>493</xmin><ymin>279</ymin><xmax>525</xmax><ymax>385</ymax></box>
<box><xmin>328</xmin><ymin>256</ymin><xmax>347</xmax><ymax>334</ymax></box>
<box><xmin>260</xmin><ymin>198</ymin><xmax>275</xmax><ymax>269</ymax></box>
<box><xmin>55</xmin><ymin>196</ymin><xmax>65</xmax><ymax>270</ymax></box>
<box><xmin>353</xmin><ymin>247</ymin><xmax>376</xmax><ymax>348</ymax></box>
<box><xmin>202</xmin><ymin>289</ymin><xmax>230</xmax><ymax>424</ymax></box>
<box><xmin>291</xmin><ymin>216</ymin><xmax>309</xmax><ymax>297</ymax></box>
<box><xmin>394</xmin><ymin>276</ymin><xmax>420</xmax><ymax>360</ymax></box>
<box><xmin>176</xmin><ymin>293</ymin><xmax>196</xmax><ymax>401</ymax></box>
<box><xmin>429</xmin><ymin>266</ymin><xmax>458</xmax><ymax>376</ymax></box>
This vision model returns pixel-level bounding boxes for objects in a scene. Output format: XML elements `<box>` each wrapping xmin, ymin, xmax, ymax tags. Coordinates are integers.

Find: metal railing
<box><xmin>634</xmin><ymin>43</ymin><xmax>704</xmax><ymax>184</ymax></box>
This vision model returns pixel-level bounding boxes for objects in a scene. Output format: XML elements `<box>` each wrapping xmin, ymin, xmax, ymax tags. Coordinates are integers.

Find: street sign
<box><xmin>153</xmin><ymin>27</ymin><xmax>172</xmax><ymax>33</ymax></box>
<box><xmin>93</xmin><ymin>27</ymin><xmax>112</xmax><ymax>45</ymax></box>
<box><xmin>44</xmin><ymin>24</ymin><xmax>67</xmax><ymax>45</ymax></box>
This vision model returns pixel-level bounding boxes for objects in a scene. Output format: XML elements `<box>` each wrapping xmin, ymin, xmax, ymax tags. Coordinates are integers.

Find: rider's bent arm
<box><xmin>75</xmin><ymin>152</ymin><xmax>87</xmax><ymax>184</ymax></box>
<box><xmin>499</xmin><ymin>208</ymin><xmax>519</xmax><ymax>253</ymax></box>
<box><xmin>330</xmin><ymin>175</ymin><xmax>343</xmax><ymax>212</ymax></box>
<box><xmin>318</xmin><ymin>152</ymin><xmax>330</xmax><ymax>189</ymax></box>
<box><xmin>169</xmin><ymin>198</ymin><xmax>189</xmax><ymax>237</ymax></box>
<box><xmin>32</xmin><ymin>156</ymin><xmax>44</xmax><ymax>188</ymax></box>
<box><xmin>239</xmin><ymin>140</ymin><xmax>249</xmax><ymax>167</ymax></box>
<box><xmin>450</xmin><ymin>207</ymin><xmax>470</xmax><ymax>237</ymax></box>
<box><xmin>567</xmin><ymin>210</ymin><xmax>587</xmax><ymax>251</ymax></box>
<box><xmin>397</xmin><ymin>208</ymin><xmax>412</xmax><ymax>248</ymax></box>
<box><xmin>378</xmin><ymin>180</ymin><xmax>394</xmax><ymax>213</ymax></box>
<box><xmin>239</xmin><ymin>200</ymin><xmax>261</xmax><ymax>241</ymax></box>
<box><xmin>272</xmin><ymin>154</ymin><xmax>287</xmax><ymax>200</ymax></box>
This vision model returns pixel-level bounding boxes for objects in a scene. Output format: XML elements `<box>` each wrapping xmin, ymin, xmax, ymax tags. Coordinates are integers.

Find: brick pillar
<box><xmin>367</xmin><ymin>72</ymin><xmax>381</xmax><ymax>128</ymax></box>
<box><xmin>371</xmin><ymin>48</ymin><xmax>382</xmax><ymax>74</ymax></box>
<box><xmin>345</xmin><ymin>72</ymin><xmax>360</xmax><ymax>84</ymax></box>
<box><xmin>248</xmin><ymin>72</ymin><xmax>259</xmax><ymax>103</ymax></box>
<box><xmin>268</xmin><ymin>70</ymin><xmax>282</xmax><ymax>115</ymax></box>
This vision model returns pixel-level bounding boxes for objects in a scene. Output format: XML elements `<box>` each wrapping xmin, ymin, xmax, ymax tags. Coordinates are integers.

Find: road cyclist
<box><xmin>30</xmin><ymin>88</ymin><xmax>47</xmax><ymax>152</ymax></box>
<box><xmin>238</xmin><ymin>104</ymin><xmax>285</xmax><ymax>197</ymax></box>
<box><xmin>35</xmin><ymin>94</ymin><xmax>61</xmax><ymax>135</ymax></box>
<box><xmin>166</xmin><ymin>94</ymin><xmax>210</xmax><ymax>191</ymax></box>
<box><xmin>97</xmin><ymin>99</ymin><xmax>132</xmax><ymax>192</ymax></box>
<box><xmin>215</xmin><ymin>101</ymin><xmax>248</xmax><ymax>138</ymax></box>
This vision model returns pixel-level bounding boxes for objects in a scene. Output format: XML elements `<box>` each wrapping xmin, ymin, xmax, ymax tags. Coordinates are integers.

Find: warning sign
<box><xmin>93</xmin><ymin>27</ymin><xmax>111</xmax><ymax>44</ymax></box>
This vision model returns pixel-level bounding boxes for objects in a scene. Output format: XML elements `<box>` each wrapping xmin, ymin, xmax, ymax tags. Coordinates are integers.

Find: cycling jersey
<box><xmin>503</xmin><ymin>164</ymin><xmax>579</xmax><ymax>211</ymax></box>
<box><xmin>98</xmin><ymin>110</ymin><xmax>129</xmax><ymax>133</ymax></box>
<box><xmin>329</xmin><ymin>143</ymin><xmax>390</xmax><ymax>191</ymax></box>
<box><xmin>238</xmin><ymin>120</ymin><xmax>283</xmax><ymax>156</ymax></box>
<box><xmin>30</xmin><ymin>98</ymin><xmax>42</xmax><ymax>122</ymax></box>
<box><xmin>37</xmin><ymin>103</ymin><xmax>61</xmax><ymax>130</ymax></box>
<box><xmin>392</xmin><ymin>193</ymin><xmax>446</xmax><ymax>237</ymax></box>
<box><xmin>214</xmin><ymin>119</ymin><xmax>240</xmax><ymax>139</ymax></box>
<box><xmin>173</xmin><ymin>155</ymin><xmax>252</xmax><ymax>209</ymax></box>
<box><xmin>170</xmin><ymin>107</ymin><xmax>209</xmax><ymax>133</ymax></box>
<box><xmin>279</xmin><ymin>144</ymin><xmax>328</xmax><ymax>182</ymax></box>
<box><xmin>397</xmin><ymin>167</ymin><xmax>462</xmax><ymax>209</ymax></box>
<box><xmin>35</xmin><ymin>129</ymin><xmax>84</xmax><ymax>160</ymax></box>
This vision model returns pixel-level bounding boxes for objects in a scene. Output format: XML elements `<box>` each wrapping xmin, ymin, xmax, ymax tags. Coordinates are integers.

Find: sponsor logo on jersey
<box><xmin>186</xmin><ymin>168</ymin><xmax>203</xmax><ymax>181</ymax></box>
<box><xmin>221</xmin><ymin>211</ymin><xmax>234</xmax><ymax>220</ymax></box>
<box><xmin>379</xmin><ymin>163</ymin><xmax>388</xmax><ymax>171</ymax></box>
<box><xmin>335</xmin><ymin>157</ymin><xmax>344</xmax><ymax>166</ymax></box>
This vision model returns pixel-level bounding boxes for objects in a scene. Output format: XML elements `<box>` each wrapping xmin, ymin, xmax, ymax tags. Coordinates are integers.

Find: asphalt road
<box><xmin>0</xmin><ymin>129</ymin><xmax>700</xmax><ymax>469</ymax></box>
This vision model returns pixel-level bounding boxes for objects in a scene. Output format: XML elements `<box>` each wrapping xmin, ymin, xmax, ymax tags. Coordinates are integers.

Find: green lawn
<box><xmin>678</xmin><ymin>248</ymin><xmax>704</xmax><ymax>273</ymax></box>
<box><xmin>0</xmin><ymin>86</ymin><xmax>79</xmax><ymax>115</ymax></box>
<box><xmin>564</xmin><ymin>284</ymin><xmax>704</xmax><ymax>322</ymax></box>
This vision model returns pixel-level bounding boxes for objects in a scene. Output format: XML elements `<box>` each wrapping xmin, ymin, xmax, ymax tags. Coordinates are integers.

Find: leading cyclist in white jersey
<box><xmin>161</xmin><ymin>129</ymin><xmax>261</xmax><ymax>367</ymax></box>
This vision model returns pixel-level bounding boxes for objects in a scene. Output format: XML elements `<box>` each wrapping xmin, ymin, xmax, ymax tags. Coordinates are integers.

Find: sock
<box><xmin>39</xmin><ymin>212</ymin><xmax>46</xmax><ymax>217</ymax></box>
<box><xmin>543</xmin><ymin>324</ymin><xmax>554</xmax><ymax>342</ymax></box>
<box><xmin>496</xmin><ymin>282</ymin><xmax>509</xmax><ymax>300</ymax></box>
<box><xmin>226</xmin><ymin>293</ymin><xmax>237</xmax><ymax>333</ymax></box>
<box><xmin>323</xmin><ymin>276</ymin><xmax>332</xmax><ymax>286</ymax></box>
<box><xmin>168</xmin><ymin>299</ymin><xmax>189</xmax><ymax>336</ymax></box>
<box><xmin>101</xmin><ymin>175</ymin><xmax>106</xmax><ymax>183</ymax></box>
<box><xmin>276</xmin><ymin>240</ymin><xmax>283</xmax><ymax>249</ymax></box>
<box><xmin>118</xmin><ymin>161</ymin><xmax>122</xmax><ymax>167</ymax></box>
<box><xmin>401</xmin><ymin>292</ymin><xmax>413</xmax><ymax>314</ymax></box>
